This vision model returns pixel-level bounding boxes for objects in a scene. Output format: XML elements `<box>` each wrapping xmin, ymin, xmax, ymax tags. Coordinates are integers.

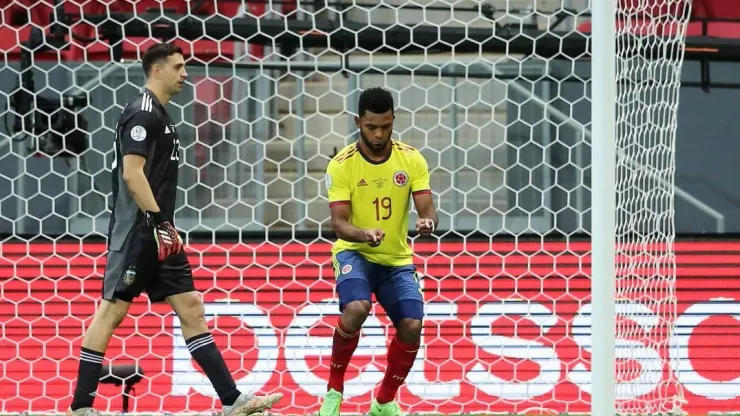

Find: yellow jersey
<box><xmin>325</xmin><ymin>140</ymin><xmax>431</xmax><ymax>266</ymax></box>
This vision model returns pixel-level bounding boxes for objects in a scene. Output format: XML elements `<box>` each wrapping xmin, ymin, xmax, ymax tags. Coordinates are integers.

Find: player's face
<box><xmin>356</xmin><ymin>110</ymin><xmax>394</xmax><ymax>154</ymax></box>
<box><xmin>158</xmin><ymin>53</ymin><xmax>187</xmax><ymax>96</ymax></box>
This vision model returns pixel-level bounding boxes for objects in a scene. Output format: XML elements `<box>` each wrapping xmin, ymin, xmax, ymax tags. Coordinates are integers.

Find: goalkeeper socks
<box><xmin>376</xmin><ymin>336</ymin><xmax>420</xmax><ymax>404</ymax></box>
<box><xmin>327</xmin><ymin>318</ymin><xmax>360</xmax><ymax>393</ymax></box>
<box><xmin>70</xmin><ymin>347</ymin><xmax>105</xmax><ymax>410</ymax></box>
<box><xmin>186</xmin><ymin>332</ymin><xmax>241</xmax><ymax>406</ymax></box>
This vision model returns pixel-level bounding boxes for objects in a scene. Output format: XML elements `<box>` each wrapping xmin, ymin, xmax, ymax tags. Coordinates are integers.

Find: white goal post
<box><xmin>590</xmin><ymin>0</ymin><xmax>618</xmax><ymax>414</ymax></box>
<box><xmin>593</xmin><ymin>0</ymin><xmax>694</xmax><ymax>414</ymax></box>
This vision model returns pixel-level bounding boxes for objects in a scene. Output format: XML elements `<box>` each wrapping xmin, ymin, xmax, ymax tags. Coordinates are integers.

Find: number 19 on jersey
<box><xmin>373</xmin><ymin>197</ymin><xmax>392</xmax><ymax>221</ymax></box>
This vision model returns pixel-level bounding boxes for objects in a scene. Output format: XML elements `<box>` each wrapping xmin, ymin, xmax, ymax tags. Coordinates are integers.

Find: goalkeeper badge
<box><xmin>130</xmin><ymin>125</ymin><xmax>147</xmax><ymax>142</ymax></box>
<box><xmin>123</xmin><ymin>267</ymin><xmax>137</xmax><ymax>285</ymax></box>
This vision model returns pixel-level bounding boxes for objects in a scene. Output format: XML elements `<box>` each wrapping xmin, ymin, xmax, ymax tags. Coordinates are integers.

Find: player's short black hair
<box><xmin>142</xmin><ymin>42</ymin><xmax>184</xmax><ymax>77</ymax></box>
<box><xmin>358</xmin><ymin>87</ymin><xmax>394</xmax><ymax>117</ymax></box>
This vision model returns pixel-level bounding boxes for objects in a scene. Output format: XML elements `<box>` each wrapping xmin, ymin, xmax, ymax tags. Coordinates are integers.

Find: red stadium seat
<box><xmin>110</xmin><ymin>0</ymin><xmax>190</xmax><ymax>14</ymax></box>
<box><xmin>577</xmin><ymin>0</ymin><xmax>686</xmax><ymax>37</ymax></box>
<box><xmin>578</xmin><ymin>0</ymin><xmax>740</xmax><ymax>40</ymax></box>
<box><xmin>701</xmin><ymin>0</ymin><xmax>740</xmax><ymax>18</ymax></box>
<box><xmin>0</xmin><ymin>0</ymin><xmax>62</xmax><ymax>62</ymax></box>
<box><xmin>699</xmin><ymin>0</ymin><xmax>740</xmax><ymax>39</ymax></box>
<box><xmin>0</xmin><ymin>0</ymin><xmax>276</xmax><ymax>63</ymax></box>
<box><xmin>81</xmin><ymin>36</ymin><xmax>239</xmax><ymax>64</ymax></box>
<box><xmin>57</xmin><ymin>0</ymin><xmax>109</xmax><ymax>62</ymax></box>
<box><xmin>0</xmin><ymin>0</ymin><xmax>247</xmax><ymax>63</ymax></box>
<box><xmin>79</xmin><ymin>0</ymin><xmax>241</xmax><ymax>63</ymax></box>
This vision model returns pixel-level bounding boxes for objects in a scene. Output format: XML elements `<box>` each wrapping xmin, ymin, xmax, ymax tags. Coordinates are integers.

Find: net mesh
<box><xmin>614</xmin><ymin>0</ymin><xmax>691</xmax><ymax>413</ymax></box>
<box><xmin>0</xmin><ymin>0</ymin><xmax>690</xmax><ymax>414</ymax></box>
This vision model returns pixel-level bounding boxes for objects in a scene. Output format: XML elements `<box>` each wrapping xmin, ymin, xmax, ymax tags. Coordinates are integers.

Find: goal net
<box><xmin>0</xmin><ymin>0</ymin><xmax>693</xmax><ymax>414</ymax></box>
<box><xmin>611</xmin><ymin>0</ymin><xmax>692</xmax><ymax>414</ymax></box>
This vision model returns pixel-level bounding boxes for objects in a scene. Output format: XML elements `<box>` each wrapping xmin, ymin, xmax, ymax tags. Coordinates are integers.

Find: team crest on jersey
<box><xmin>123</xmin><ymin>266</ymin><xmax>136</xmax><ymax>285</ymax></box>
<box><xmin>325</xmin><ymin>173</ymin><xmax>333</xmax><ymax>189</ymax></box>
<box><xmin>341</xmin><ymin>264</ymin><xmax>352</xmax><ymax>274</ymax></box>
<box><xmin>393</xmin><ymin>170</ymin><xmax>409</xmax><ymax>187</ymax></box>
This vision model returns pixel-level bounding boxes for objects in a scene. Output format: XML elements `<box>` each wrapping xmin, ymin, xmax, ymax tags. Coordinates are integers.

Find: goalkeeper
<box><xmin>66</xmin><ymin>42</ymin><xmax>282</xmax><ymax>416</ymax></box>
<box><xmin>320</xmin><ymin>87</ymin><xmax>439</xmax><ymax>416</ymax></box>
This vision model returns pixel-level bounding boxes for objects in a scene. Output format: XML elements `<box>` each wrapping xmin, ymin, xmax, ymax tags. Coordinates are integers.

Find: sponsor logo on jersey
<box><xmin>325</xmin><ymin>174</ymin><xmax>333</xmax><ymax>189</ymax></box>
<box><xmin>393</xmin><ymin>170</ymin><xmax>409</xmax><ymax>187</ymax></box>
<box><xmin>372</xmin><ymin>178</ymin><xmax>387</xmax><ymax>189</ymax></box>
<box><xmin>357</xmin><ymin>179</ymin><xmax>367</xmax><ymax>186</ymax></box>
<box><xmin>165</xmin><ymin>126</ymin><xmax>171</xmax><ymax>134</ymax></box>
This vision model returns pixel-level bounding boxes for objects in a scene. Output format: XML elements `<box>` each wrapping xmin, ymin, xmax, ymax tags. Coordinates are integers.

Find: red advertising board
<box><xmin>1</xmin><ymin>239</ymin><xmax>740</xmax><ymax>414</ymax></box>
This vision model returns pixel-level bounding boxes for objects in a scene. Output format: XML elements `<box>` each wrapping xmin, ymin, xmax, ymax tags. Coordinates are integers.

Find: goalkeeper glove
<box><xmin>145</xmin><ymin>210</ymin><xmax>183</xmax><ymax>261</ymax></box>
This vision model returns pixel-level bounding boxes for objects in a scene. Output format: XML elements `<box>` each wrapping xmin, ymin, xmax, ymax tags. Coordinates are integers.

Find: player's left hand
<box><xmin>153</xmin><ymin>221</ymin><xmax>183</xmax><ymax>261</ymax></box>
<box><xmin>146</xmin><ymin>210</ymin><xmax>184</xmax><ymax>261</ymax></box>
<box><xmin>416</xmin><ymin>218</ymin><xmax>435</xmax><ymax>236</ymax></box>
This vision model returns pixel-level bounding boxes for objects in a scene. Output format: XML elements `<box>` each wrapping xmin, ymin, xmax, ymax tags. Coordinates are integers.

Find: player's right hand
<box><xmin>146</xmin><ymin>210</ymin><xmax>184</xmax><ymax>261</ymax></box>
<box><xmin>363</xmin><ymin>229</ymin><xmax>384</xmax><ymax>247</ymax></box>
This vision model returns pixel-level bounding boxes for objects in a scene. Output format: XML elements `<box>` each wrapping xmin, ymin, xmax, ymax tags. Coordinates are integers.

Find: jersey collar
<box><xmin>143</xmin><ymin>88</ymin><xmax>165</xmax><ymax>110</ymax></box>
<box><xmin>356</xmin><ymin>140</ymin><xmax>393</xmax><ymax>165</ymax></box>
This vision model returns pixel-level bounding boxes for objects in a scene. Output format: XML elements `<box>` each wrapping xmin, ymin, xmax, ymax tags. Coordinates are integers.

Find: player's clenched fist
<box><xmin>146</xmin><ymin>210</ymin><xmax>184</xmax><ymax>261</ymax></box>
<box><xmin>416</xmin><ymin>218</ymin><xmax>435</xmax><ymax>236</ymax></box>
<box><xmin>363</xmin><ymin>228</ymin><xmax>385</xmax><ymax>247</ymax></box>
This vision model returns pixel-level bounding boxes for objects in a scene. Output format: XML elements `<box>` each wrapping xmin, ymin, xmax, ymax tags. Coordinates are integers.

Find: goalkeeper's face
<box><xmin>356</xmin><ymin>110</ymin><xmax>394</xmax><ymax>154</ymax></box>
<box><xmin>160</xmin><ymin>53</ymin><xmax>188</xmax><ymax>96</ymax></box>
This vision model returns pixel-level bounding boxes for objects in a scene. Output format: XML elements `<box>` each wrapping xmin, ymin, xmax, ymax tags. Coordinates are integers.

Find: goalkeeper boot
<box><xmin>222</xmin><ymin>392</ymin><xmax>284</xmax><ymax>416</ymax></box>
<box><xmin>318</xmin><ymin>388</ymin><xmax>343</xmax><ymax>416</ymax></box>
<box><xmin>66</xmin><ymin>408</ymin><xmax>102</xmax><ymax>416</ymax></box>
<box><xmin>369</xmin><ymin>399</ymin><xmax>404</xmax><ymax>416</ymax></box>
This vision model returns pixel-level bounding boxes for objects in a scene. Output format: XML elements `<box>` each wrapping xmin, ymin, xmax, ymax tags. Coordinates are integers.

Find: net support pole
<box><xmin>590</xmin><ymin>0</ymin><xmax>617</xmax><ymax>415</ymax></box>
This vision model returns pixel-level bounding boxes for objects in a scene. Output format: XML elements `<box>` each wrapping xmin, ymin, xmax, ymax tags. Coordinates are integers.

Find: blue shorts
<box><xmin>332</xmin><ymin>250</ymin><xmax>424</xmax><ymax>324</ymax></box>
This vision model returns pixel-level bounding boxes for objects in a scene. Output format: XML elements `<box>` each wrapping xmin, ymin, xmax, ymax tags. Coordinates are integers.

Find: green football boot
<box><xmin>318</xmin><ymin>388</ymin><xmax>343</xmax><ymax>416</ymax></box>
<box><xmin>369</xmin><ymin>399</ymin><xmax>404</xmax><ymax>416</ymax></box>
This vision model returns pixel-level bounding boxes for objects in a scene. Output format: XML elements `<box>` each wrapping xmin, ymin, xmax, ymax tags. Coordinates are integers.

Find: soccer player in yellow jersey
<box><xmin>319</xmin><ymin>87</ymin><xmax>438</xmax><ymax>416</ymax></box>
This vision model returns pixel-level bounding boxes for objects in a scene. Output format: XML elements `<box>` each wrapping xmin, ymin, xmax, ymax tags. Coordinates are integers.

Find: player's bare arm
<box><xmin>413</xmin><ymin>191</ymin><xmax>438</xmax><ymax>236</ymax></box>
<box><xmin>330</xmin><ymin>203</ymin><xmax>384</xmax><ymax>246</ymax></box>
<box><xmin>122</xmin><ymin>154</ymin><xmax>161</xmax><ymax>213</ymax></box>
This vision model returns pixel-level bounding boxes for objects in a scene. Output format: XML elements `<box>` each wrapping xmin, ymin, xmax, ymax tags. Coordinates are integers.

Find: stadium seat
<box><xmin>80</xmin><ymin>0</ymin><xmax>237</xmax><ymax>63</ymax></box>
<box><xmin>577</xmin><ymin>0</ymin><xmax>683</xmax><ymax>36</ymax></box>
<box><xmin>701</xmin><ymin>0</ymin><xmax>740</xmax><ymax>18</ymax></box>
<box><xmin>699</xmin><ymin>0</ymin><xmax>740</xmax><ymax>39</ymax></box>
<box><xmin>0</xmin><ymin>0</ymin><xmax>61</xmax><ymax>62</ymax></box>
<box><xmin>60</xmin><ymin>0</ymin><xmax>109</xmax><ymax>62</ymax></box>
<box><xmin>577</xmin><ymin>0</ymin><xmax>740</xmax><ymax>39</ymax></box>
<box><xmin>0</xmin><ymin>0</ymin><xmax>278</xmax><ymax>63</ymax></box>
<box><xmin>82</xmin><ymin>36</ymin><xmax>239</xmax><ymax>65</ymax></box>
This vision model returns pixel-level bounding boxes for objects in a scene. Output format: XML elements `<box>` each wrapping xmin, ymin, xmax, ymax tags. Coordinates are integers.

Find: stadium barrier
<box><xmin>2</xmin><ymin>237</ymin><xmax>740</xmax><ymax>414</ymax></box>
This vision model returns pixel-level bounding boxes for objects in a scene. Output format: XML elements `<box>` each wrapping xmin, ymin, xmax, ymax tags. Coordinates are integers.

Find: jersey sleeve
<box><xmin>410</xmin><ymin>151</ymin><xmax>432</xmax><ymax>195</ymax></box>
<box><xmin>120</xmin><ymin>110</ymin><xmax>157</xmax><ymax>158</ymax></box>
<box><xmin>326</xmin><ymin>159</ymin><xmax>351</xmax><ymax>206</ymax></box>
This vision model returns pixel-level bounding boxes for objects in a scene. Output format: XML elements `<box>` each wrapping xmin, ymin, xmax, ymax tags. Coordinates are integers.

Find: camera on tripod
<box><xmin>8</xmin><ymin>26</ymin><xmax>89</xmax><ymax>158</ymax></box>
